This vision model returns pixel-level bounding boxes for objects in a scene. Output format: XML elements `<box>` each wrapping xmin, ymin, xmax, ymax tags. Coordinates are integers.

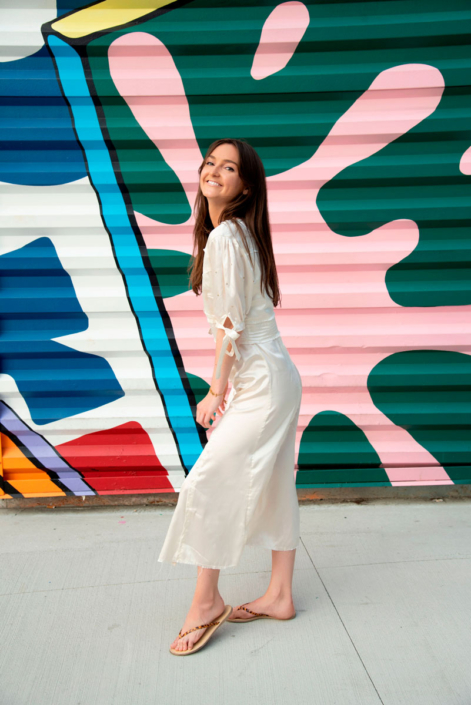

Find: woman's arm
<box><xmin>200</xmin><ymin>223</ymin><xmax>254</xmax><ymax>422</ymax></box>
<box><xmin>196</xmin><ymin>316</ymin><xmax>235</xmax><ymax>429</ymax></box>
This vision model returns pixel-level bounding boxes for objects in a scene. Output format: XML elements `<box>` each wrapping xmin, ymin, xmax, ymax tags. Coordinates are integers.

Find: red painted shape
<box><xmin>56</xmin><ymin>422</ymin><xmax>174</xmax><ymax>493</ymax></box>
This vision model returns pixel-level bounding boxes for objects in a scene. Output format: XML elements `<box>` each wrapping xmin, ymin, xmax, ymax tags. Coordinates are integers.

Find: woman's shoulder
<box><xmin>206</xmin><ymin>219</ymin><xmax>258</xmax><ymax>266</ymax></box>
<box><xmin>213</xmin><ymin>218</ymin><xmax>257</xmax><ymax>247</ymax></box>
<box><xmin>209</xmin><ymin>218</ymin><xmax>246</xmax><ymax>240</ymax></box>
<box><xmin>207</xmin><ymin>219</ymin><xmax>250</xmax><ymax>253</ymax></box>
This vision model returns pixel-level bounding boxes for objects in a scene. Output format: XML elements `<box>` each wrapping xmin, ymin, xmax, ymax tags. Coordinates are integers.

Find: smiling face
<box><xmin>200</xmin><ymin>142</ymin><xmax>248</xmax><ymax>206</ymax></box>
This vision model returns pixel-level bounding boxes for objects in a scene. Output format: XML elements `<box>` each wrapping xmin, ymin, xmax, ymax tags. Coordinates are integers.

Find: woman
<box><xmin>158</xmin><ymin>138</ymin><xmax>303</xmax><ymax>655</ymax></box>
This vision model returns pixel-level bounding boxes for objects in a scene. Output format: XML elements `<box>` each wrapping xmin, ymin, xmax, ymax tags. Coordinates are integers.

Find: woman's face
<box><xmin>200</xmin><ymin>143</ymin><xmax>248</xmax><ymax>205</ymax></box>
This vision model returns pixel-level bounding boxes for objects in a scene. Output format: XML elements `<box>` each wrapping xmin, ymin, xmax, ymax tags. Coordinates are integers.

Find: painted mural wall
<box><xmin>1</xmin><ymin>0</ymin><xmax>470</xmax><ymax>499</ymax></box>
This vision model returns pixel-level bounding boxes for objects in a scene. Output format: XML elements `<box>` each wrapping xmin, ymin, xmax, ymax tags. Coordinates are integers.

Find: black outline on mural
<box><xmin>0</xmin><ymin>401</ymin><xmax>97</xmax><ymax>498</ymax></box>
<box><xmin>40</xmin><ymin>0</ymin><xmax>210</xmax><ymax>483</ymax></box>
<box><xmin>44</xmin><ymin>0</ymin><xmax>195</xmax><ymax>48</ymax></box>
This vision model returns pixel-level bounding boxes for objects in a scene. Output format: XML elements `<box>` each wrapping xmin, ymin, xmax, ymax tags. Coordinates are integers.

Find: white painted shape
<box><xmin>0</xmin><ymin>1</ymin><xmax>56</xmax><ymax>62</ymax></box>
<box><xmin>0</xmin><ymin>176</ymin><xmax>187</xmax><ymax>488</ymax></box>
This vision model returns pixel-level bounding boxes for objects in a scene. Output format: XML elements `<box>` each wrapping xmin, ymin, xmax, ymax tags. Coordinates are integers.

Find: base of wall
<box><xmin>1</xmin><ymin>484</ymin><xmax>470</xmax><ymax>510</ymax></box>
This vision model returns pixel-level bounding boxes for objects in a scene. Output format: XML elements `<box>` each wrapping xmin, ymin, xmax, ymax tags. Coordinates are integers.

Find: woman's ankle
<box><xmin>190</xmin><ymin>592</ymin><xmax>224</xmax><ymax>611</ymax></box>
<box><xmin>264</xmin><ymin>587</ymin><xmax>294</xmax><ymax>604</ymax></box>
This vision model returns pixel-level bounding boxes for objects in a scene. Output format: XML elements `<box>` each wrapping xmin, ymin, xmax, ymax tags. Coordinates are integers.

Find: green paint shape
<box><xmin>87</xmin><ymin>0</ymin><xmax>471</xmax><ymax>305</ymax></box>
<box><xmin>296</xmin><ymin>410</ymin><xmax>391</xmax><ymax>487</ymax></box>
<box><xmin>368</xmin><ymin>350</ymin><xmax>471</xmax><ymax>484</ymax></box>
<box><xmin>148</xmin><ymin>249</ymin><xmax>192</xmax><ymax>299</ymax></box>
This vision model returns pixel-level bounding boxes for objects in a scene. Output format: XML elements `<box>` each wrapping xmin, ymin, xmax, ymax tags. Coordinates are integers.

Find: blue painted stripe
<box><xmin>48</xmin><ymin>36</ymin><xmax>202</xmax><ymax>470</ymax></box>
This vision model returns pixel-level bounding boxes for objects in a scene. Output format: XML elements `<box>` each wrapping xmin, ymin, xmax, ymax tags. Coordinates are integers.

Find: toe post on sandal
<box><xmin>169</xmin><ymin>604</ymin><xmax>233</xmax><ymax>656</ymax></box>
<box><xmin>227</xmin><ymin>604</ymin><xmax>270</xmax><ymax>622</ymax></box>
<box><xmin>227</xmin><ymin>604</ymin><xmax>296</xmax><ymax>622</ymax></box>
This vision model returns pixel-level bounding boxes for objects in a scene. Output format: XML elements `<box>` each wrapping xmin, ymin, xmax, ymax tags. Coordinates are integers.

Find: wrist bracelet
<box><xmin>209</xmin><ymin>387</ymin><xmax>224</xmax><ymax>397</ymax></box>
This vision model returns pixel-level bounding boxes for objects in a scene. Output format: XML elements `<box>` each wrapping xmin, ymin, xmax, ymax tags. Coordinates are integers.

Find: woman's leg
<box><xmin>230</xmin><ymin>548</ymin><xmax>297</xmax><ymax>620</ymax></box>
<box><xmin>170</xmin><ymin>566</ymin><xmax>226</xmax><ymax>652</ymax></box>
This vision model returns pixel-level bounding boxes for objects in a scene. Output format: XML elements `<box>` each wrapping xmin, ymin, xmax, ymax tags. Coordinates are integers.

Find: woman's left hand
<box><xmin>197</xmin><ymin>382</ymin><xmax>228</xmax><ymax>428</ymax></box>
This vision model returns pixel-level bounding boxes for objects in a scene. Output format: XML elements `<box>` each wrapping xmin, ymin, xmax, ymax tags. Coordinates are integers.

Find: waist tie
<box><xmin>239</xmin><ymin>317</ymin><xmax>281</xmax><ymax>345</ymax></box>
<box><xmin>210</xmin><ymin>317</ymin><xmax>281</xmax><ymax>380</ymax></box>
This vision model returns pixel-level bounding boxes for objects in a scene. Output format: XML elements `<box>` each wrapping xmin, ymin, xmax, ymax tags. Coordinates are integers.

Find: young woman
<box><xmin>158</xmin><ymin>138</ymin><xmax>303</xmax><ymax>655</ymax></box>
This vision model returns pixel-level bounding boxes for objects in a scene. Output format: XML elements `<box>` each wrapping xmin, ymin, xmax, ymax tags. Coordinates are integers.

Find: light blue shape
<box><xmin>48</xmin><ymin>36</ymin><xmax>203</xmax><ymax>470</ymax></box>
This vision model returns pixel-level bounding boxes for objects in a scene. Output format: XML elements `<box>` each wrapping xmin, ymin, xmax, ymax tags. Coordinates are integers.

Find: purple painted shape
<box><xmin>0</xmin><ymin>402</ymin><xmax>95</xmax><ymax>495</ymax></box>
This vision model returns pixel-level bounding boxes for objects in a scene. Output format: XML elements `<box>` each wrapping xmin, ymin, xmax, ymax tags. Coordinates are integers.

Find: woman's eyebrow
<box><xmin>208</xmin><ymin>154</ymin><xmax>238</xmax><ymax>166</ymax></box>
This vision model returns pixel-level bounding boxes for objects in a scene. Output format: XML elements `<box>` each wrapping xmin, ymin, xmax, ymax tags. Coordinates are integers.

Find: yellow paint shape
<box><xmin>1</xmin><ymin>433</ymin><xmax>66</xmax><ymax>497</ymax></box>
<box><xmin>51</xmin><ymin>0</ymin><xmax>177</xmax><ymax>40</ymax></box>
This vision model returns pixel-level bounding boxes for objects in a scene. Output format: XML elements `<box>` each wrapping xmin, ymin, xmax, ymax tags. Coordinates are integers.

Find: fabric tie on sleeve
<box><xmin>215</xmin><ymin>325</ymin><xmax>241</xmax><ymax>379</ymax></box>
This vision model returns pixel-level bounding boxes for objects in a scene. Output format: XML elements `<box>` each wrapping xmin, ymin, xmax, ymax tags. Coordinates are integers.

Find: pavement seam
<box><xmin>300</xmin><ymin>536</ymin><xmax>386</xmax><ymax>705</ymax></box>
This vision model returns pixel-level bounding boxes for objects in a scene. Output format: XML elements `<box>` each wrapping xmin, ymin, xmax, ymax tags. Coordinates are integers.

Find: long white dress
<box><xmin>158</xmin><ymin>218</ymin><xmax>302</xmax><ymax>569</ymax></box>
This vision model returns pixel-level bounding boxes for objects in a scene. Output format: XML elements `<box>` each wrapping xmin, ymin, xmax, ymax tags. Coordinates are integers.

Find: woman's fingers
<box><xmin>196</xmin><ymin>393</ymin><xmax>229</xmax><ymax>428</ymax></box>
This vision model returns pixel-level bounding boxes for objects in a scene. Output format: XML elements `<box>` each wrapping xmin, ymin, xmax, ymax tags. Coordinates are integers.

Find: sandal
<box><xmin>169</xmin><ymin>604</ymin><xmax>233</xmax><ymax>656</ymax></box>
<box><xmin>227</xmin><ymin>603</ymin><xmax>296</xmax><ymax>623</ymax></box>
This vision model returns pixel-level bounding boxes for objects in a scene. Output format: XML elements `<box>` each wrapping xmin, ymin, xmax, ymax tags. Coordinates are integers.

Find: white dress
<box><xmin>158</xmin><ymin>218</ymin><xmax>302</xmax><ymax>569</ymax></box>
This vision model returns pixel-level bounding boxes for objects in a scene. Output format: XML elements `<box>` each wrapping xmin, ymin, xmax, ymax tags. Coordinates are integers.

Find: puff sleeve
<box><xmin>202</xmin><ymin>224</ymin><xmax>254</xmax><ymax>379</ymax></box>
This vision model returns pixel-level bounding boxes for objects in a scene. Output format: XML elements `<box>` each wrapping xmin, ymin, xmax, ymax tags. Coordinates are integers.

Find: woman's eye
<box><xmin>206</xmin><ymin>160</ymin><xmax>234</xmax><ymax>171</ymax></box>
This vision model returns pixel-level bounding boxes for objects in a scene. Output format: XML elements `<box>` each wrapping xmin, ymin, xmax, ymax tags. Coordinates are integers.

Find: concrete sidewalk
<box><xmin>0</xmin><ymin>500</ymin><xmax>470</xmax><ymax>705</ymax></box>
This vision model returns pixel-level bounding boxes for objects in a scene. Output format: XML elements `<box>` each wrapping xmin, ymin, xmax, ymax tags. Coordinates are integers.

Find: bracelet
<box><xmin>208</xmin><ymin>387</ymin><xmax>224</xmax><ymax>397</ymax></box>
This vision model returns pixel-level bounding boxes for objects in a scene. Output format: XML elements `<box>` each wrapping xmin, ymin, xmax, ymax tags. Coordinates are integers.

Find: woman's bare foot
<box><xmin>231</xmin><ymin>593</ymin><xmax>295</xmax><ymax>621</ymax></box>
<box><xmin>170</xmin><ymin>594</ymin><xmax>226</xmax><ymax>652</ymax></box>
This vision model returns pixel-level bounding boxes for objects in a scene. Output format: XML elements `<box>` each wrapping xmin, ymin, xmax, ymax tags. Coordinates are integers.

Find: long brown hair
<box><xmin>189</xmin><ymin>138</ymin><xmax>281</xmax><ymax>308</ymax></box>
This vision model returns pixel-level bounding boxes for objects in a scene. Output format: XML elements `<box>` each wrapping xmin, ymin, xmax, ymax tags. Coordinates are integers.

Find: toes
<box><xmin>176</xmin><ymin>636</ymin><xmax>190</xmax><ymax>651</ymax></box>
<box><xmin>171</xmin><ymin>626</ymin><xmax>207</xmax><ymax>652</ymax></box>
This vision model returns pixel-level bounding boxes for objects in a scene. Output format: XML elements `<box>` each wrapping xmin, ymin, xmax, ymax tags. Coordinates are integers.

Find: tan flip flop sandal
<box><xmin>169</xmin><ymin>604</ymin><xmax>233</xmax><ymax>656</ymax></box>
<box><xmin>227</xmin><ymin>604</ymin><xmax>296</xmax><ymax>623</ymax></box>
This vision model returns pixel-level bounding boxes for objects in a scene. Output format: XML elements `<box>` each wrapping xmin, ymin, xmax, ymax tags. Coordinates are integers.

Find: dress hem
<box><xmin>157</xmin><ymin>539</ymin><xmax>301</xmax><ymax>570</ymax></box>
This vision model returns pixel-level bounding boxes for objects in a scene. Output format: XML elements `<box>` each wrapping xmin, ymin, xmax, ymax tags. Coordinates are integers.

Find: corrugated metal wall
<box><xmin>1</xmin><ymin>0</ymin><xmax>470</xmax><ymax>499</ymax></box>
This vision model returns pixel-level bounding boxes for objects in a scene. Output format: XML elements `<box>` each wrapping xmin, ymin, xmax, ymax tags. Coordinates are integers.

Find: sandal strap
<box><xmin>178</xmin><ymin>619</ymin><xmax>221</xmax><ymax>639</ymax></box>
<box><xmin>239</xmin><ymin>605</ymin><xmax>269</xmax><ymax>617</ymax></box>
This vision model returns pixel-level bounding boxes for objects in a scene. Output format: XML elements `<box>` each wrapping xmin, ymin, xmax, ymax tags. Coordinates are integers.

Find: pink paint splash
<box><xmin>251</xmin><ymin>1</ymin><xmax>310</xmax><ymax>80</ymax></box>
<box><xmin>460</xmin><ymin>146</ymin><xmax>471</xmax><ymax>175</ymax></box>
<box><xmin>108</xmin><ymin>30</ymin><xmax>470</xmax><ymax>487</ymax></box>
